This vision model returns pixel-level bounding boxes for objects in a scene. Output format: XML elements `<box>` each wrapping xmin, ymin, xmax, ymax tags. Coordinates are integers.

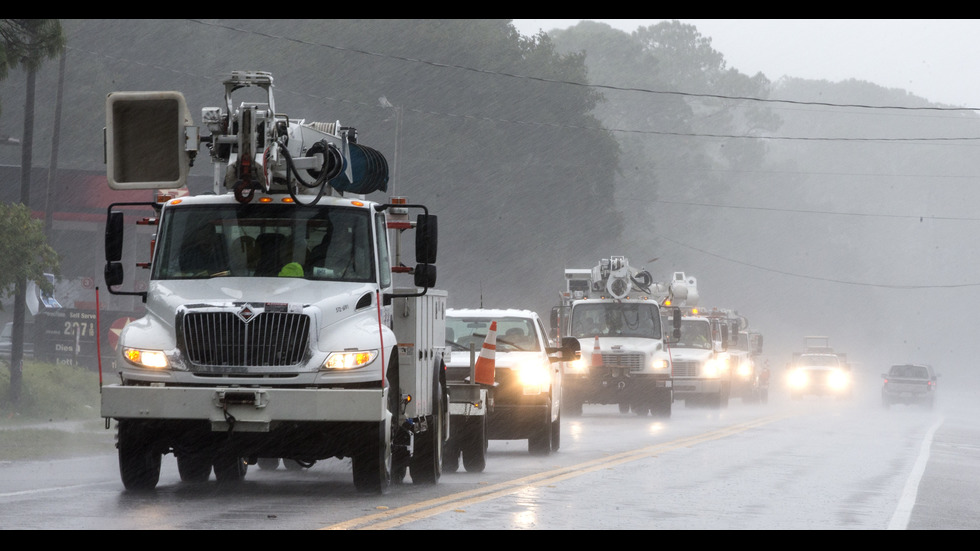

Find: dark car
<box><xmin>0</xmin><ymin>321</ymin><xmax>34</xmax><ymax>364</ymax></box>
<box><xmin>882</xmin><ymin>364</ymin><xmax>939</xmax><ymax>409</ymax></box>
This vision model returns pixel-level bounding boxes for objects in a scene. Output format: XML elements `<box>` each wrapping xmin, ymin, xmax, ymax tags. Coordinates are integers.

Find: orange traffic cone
<box><xmin>592</xmin><ymin>335</ymin><xmax>603</xmax><ymax>367</ymax></box>
<box><xmin>474</xmin><ymin>321</ymin><xmax>497</xmax><ymax>385</ymax></box>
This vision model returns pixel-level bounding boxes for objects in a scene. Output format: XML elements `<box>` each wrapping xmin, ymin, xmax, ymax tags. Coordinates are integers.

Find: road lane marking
<box><xmin>324</xmin><ymin>413</ymin><xmax>791</xmax><ymax>530</ymax></box>
<box><xmin>887</xmin><ymin>414</ymin><xmax>944</xmax><ymax>530</ymax></box>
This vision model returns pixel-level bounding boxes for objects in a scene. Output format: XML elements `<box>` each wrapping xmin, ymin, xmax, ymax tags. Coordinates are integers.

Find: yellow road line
<box><xmin>324</xmin><ymin>412</ymin><xmax>791</xmax><ymax>530</ymax></box>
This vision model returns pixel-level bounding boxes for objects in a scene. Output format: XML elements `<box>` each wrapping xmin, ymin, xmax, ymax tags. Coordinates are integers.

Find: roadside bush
<box><xmin>0</xmin><ymin>361</ymin><xmax>102</xmax><ymax>422</ymax></box>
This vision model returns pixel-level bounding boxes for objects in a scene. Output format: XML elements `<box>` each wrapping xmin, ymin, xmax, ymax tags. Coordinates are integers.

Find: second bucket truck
<box><xmin>551</xmin><ymin>258</ymin><xmax>696</xmax><ymax>418</ymax></box>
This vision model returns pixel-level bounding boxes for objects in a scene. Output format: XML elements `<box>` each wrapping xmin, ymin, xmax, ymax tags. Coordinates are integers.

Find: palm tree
<box><xmin>0</xmin><ymin>19</ymin><xmax>65</xmax><ymax>405</ymax></box>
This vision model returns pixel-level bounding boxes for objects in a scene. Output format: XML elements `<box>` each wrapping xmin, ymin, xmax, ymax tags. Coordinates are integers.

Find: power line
<box><xmin>652</xmin><ymin>199</ymin><xmax>980</xmax><ymax>222</ymax></box>
<box><xmin>187</xmin><ymin>19</ymin><xmax>980</xmax><ymax>114</ymax></box>
<box><xmin>658</xmin><ymin>235</ymin><xmax>980</xmax><ymax>289</ymax></box>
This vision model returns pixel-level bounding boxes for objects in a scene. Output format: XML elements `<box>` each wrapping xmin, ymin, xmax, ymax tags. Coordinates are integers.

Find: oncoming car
<box><xmin>445</xmin><ymin>308</ymin><xmax>562</xmax><ymax>457</ymax></box>
<box><xmin>786</xmin><ymin>353</ymin><xmax>851</xmax><ymax>400</ymax></box>
<box><xmin>881</xmin><ymin>363</ymin><xmax>939</xmax><ymax>409</ymax></box>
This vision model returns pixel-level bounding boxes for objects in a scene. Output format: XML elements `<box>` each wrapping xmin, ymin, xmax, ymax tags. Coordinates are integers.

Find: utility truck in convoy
<box><xmin>551</xmin><ymin>258</ymin><xmax>696</xmax><ymax>418</ymax></box>
<box><xmin>662</xmin><ymin>301</ymin><xmax>735</xmax><ymax>409</ymax></box>
<box><xmin>99</xmin><ymin>71</ymin><xmax>453</xmax><ymax>494</ymax></box>
<box><xmin>699</xmin><ymin>308</ymin><xmax>766</xmax><ymax>404</ymax></box>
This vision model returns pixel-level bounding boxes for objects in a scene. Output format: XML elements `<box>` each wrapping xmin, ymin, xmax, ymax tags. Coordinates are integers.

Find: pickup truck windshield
<box><xmin>152</xmin><ymin>204</ymin><xmax>375</xmax><ymax>282</ymax></box>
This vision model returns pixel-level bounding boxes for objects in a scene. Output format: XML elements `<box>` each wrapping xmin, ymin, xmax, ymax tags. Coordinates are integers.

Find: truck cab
<box><xmin>663</xmin><ymin>309</ymin><xmax>732</xmax><ymax>408</ymax></box>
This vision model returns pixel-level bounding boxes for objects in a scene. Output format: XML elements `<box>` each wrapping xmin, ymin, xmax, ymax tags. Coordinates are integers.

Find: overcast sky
<box><xmin>510</xmin><ymin>19</ymin><xmax>980</xmax><ymax>109</ymax></box>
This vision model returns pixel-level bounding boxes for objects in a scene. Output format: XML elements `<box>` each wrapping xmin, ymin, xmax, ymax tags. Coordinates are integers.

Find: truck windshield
<box><xmin>569</xmin><ymin>303</ymin><xmax>661</xmax><ymax>338</ymax></box>
<box><xmin>152</xmin><ymin>204</ymin><xmax>375</xmax><ymax>282</ymax></box>
<box><xmin>671</xmin><ymin>319</ymin><xmax>712</xmax><ymax>349</ymax></box>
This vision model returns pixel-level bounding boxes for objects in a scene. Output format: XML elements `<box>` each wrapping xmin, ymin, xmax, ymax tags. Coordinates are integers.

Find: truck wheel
<box><xmin>618</xmin><ymin>401</ymin><xmax>631</xmax><ymax>414</ymax></box>
<box><xmin>257</xmin><ymin>458</ymin><xmax>281</xmax><ymax>471</ymax></box>
<box><xmin>117</xmin><ymin>420</ymin><xmax>162</xmax><ymax>491</ymax></box>
<box><xmin>760</xmin><ymin>388</ymin><xmax>769</xmax><ymax>404</ymax></box>
<box><xmin>443</xmin><ymin>432</ymin><xmax>461</xmax><ymax>474</ymax></box>
<box><xmin>565</xmin><ymin>396</ymin><xmax>583</xmax><ymax>417</ymax></box>
<box><xmin>652</xmin><ymin>391</ymin><xmax>672</xmax><ymax>418</ymax></box>
<box><xmin>411</xmin><ymin>365</ymin><xmax>444</xmax><ymax>485</ymax></box>
<box><xmin>528</xmin><ymin>402</ymin><xmax>553</xmax><ymax>456</ymax></box>
<box><xmin>213</xmin><ymin>455</ymin><xmax>248</xmax><ymax>483</ymax></box>
<box><xmin>462</xmin><ymin>415</ymin><xmax>488</xmax><ymax>473</ymax></box>
<box><xmin>550</xmin><ymin>410</ymin><xmax>561</xmax><ymax>452</ymax></box>
<box><xmin>633</xmin><ymin>402</ymin><xmax>650</xmax><ymax>416</ymax></box>
<box><xmin>353</xmin><ymin>419</ymin><xmax>393</xmax><ymax>494</ymax></box>
<box><xmin>177</xmin><ymin>453</ymin><xmax>212</xmax><ymax>482</ymax></box>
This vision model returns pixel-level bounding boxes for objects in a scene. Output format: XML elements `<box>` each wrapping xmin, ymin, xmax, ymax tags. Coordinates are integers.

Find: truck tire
<box><xmin>411</xmin><ymin>363</ymin><xmax>444</xmax><ymax>485</ymax></box>
<box><xmin>353</xmin><ymin>419</ymin><xmax>392</xmax><ymax>494</ymax></box>
<box><xmin>632</xmin><ymin>402</ymin><xmax>650</xmax><ymax>416</ymax></box>
<box><xmin>462</xmin><ymin>415</ymin><xmax>487</xmax><ymax>473</ymax></box>
<box><xmin>565</xmin><ymin>396</ymin><xmax>583</xmax><ymax>417</ymax></box>
<box><xmin>257</xmin><ymin>457</ymin><xmax>281</xmax><ymax>471</ymax></box>
<box><xmin>177</xmin><ymin>453</ymin><xmax>213</xmax><ymax>482</ymax></box>
<box><xmin>550</xmin><ymin>410</ymin><xmax>561</xmax><ymax>452</ymax></box>
<box><xmin>651</xmin><ymin>390</ymin><xmax>672</xmax><ymax>418</ymax></box>
<box><xmin>528</xmin><ymin>401</ymin><xmax>553</xmax><ymax>456</ymax></box>
<box><xmin>443</xmin><ymin>425</ymin><xmax>462</xmax><ymax>474</ymax></box>
<box><xmin>619</xmin><ymin>401</ymin><xmax>631</xmax><ymax>414</ymax></box>
<box><xmin>213</xmin><ymin>455</ymin><xmax>248</xmax><ymax>483</ymax></box>
<box><xmin>117</xmin><ymin>420</ymin><xmax>162</xmax><ymax>491</ymax></box>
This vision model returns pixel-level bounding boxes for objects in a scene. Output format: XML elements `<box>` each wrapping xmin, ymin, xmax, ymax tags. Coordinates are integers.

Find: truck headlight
<box><xmin>123</xmin><ymin>348</ymin><xmax>169</xmax><ymax>369</ymax></box>
<box><xmin>567</xmin><ymin>357</ymin><xmax>589</xmax><ymax>375</ymax></box>
<box><xmin>323</xmin><ymin>350</ymin><xmax>378</xmax><ymax>370</ymax></box>
<box><xmin>651</xmin><ymin>358</ymin><xmax>669</xmax><ymax>370</ymax></box>
<box><xmin>703</xmin><ymin>359</ymin><xmax>723</xmax><ymax>378</ymax></box>
<box><xmin>517</xmin><ymin>361</ymin><xmax>550</xmax><ymax>395</ymax></box>
<box><xmin>736</xmin><ymin>362</ymin><xmax>752</xmax><ymax>378</ymax></box>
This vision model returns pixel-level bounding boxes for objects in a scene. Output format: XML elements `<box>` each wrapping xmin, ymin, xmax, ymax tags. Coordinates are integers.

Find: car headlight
<box><xmin>123</xmin><ymin>348</ymin><xmax>169</xmax><ymax>369</ymax></box>
<box><xmin>828</xmin><ymin>369</ymin><xmax>850</xmax><ymax>390</ymax></box>
<box><xmin>517</xmin><ymin>361</ymin><xmax>551</xmax><ymax>394</ymax></box>
<box><xmin>323</xmin><ymin>350</ymin><xmax>378</xmax><ymax>370</ymax></box>
<box><xmin>788</xmin><ymin>369</ymin><xmax>808</xmax><ymax>388</ymax></box>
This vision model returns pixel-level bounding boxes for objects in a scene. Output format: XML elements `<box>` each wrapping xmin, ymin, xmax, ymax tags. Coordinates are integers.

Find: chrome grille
<box><xmin>601</xmin><ymin>352</ymin><xmax>644</xmax><ymax>372</ymax></box>
<box><xmin>672</xmin><ymin>360</ymin><xmax>699</xmax><ymax>377</ymax></box>
<box><xmin>182</xmin><ymin>311</ymin><xmax>310</xmax><ymax>368</ymax></box>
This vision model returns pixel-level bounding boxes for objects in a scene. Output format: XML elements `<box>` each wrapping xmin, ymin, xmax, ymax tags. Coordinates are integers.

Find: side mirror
<box><xmin>105</xmin><ymin>262</ymin><xmax>124</xmax><ymax>287</ymax></box>
<box><xmin>415</xmin><ymin>214</ymin><xmax>437</xmax><ymax>264</ymax></box>
<box><xmin>106</xmin><ymin>211</ymin><xmax>125</xmax><ymax>262</ymax></box>
<box><xmin>414</xmin><ymin>263</ymin><xmax>437</xmax><ymax>288</ymax></box>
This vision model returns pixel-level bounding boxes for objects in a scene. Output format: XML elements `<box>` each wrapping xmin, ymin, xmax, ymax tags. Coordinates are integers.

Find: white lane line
<box><xmin>888</xmin><ymin>415</ymin><xmax>944</xmax><ymax>530</ymax></box>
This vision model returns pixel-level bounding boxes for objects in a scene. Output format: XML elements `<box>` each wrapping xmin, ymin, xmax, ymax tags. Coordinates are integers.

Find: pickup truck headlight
<box><xmin>828</xmin><ymin>369</ymin><xmax>850</xmax><ymax>390</ymax></box>
<box><xmin>323</xmin><ymin>350</ymin><xmax>378</xmax><ymax>370</ymax></box>
<box><xmin>123</xmin><ymin>348</ymin><xmax>169</xmax><ymax>369</ymax></box>
<box><xmin>788</xmin><ymin>369</ymin><xmax>808</xmax><ymax>388</ymax></box>
<box><xmin>517</xmin><ymin>360</ymin><xmax>551</xmax><ymax>395</ymax></box>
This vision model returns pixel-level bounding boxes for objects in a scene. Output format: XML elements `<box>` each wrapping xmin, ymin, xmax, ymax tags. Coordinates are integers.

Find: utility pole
<box><xmin>44</xmin><ymin>49</ymin><xmax>66</xmax><ymax>237</ymax></box>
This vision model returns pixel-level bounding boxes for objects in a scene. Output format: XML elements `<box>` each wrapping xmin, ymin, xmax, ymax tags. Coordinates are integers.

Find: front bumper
<box><xmin>101</xmin><ymin>384</ymin><xmax>387</xmax><ymax>432</ymax></box>
<box><xmin>672</xmin><ymin>377</ymin><xmax>724</xmax><ymax>398</ymax></box>
<box><xmin>564</xmin><ymin>372</ymin><xmax>671</xmax><ymax>404</ymax></box>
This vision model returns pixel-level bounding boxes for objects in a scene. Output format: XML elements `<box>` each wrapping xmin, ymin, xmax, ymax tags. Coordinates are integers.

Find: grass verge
<box><xmin>0</xmin><ymin>360</ymin><xmax>116</xmax><ymax>461</ymax></box>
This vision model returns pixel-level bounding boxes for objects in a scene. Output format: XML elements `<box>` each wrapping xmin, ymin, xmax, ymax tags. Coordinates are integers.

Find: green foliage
<box><xmin>0</xmin><ymin>19</ymin><xmax>65</xmax><ymax>116</ymax></box>
<box><xmin>0</xmin><ymin>360</ymin><xmax>101</xmax><ymax>421</ymax></box>
<box><xmin>0</xmin><ymin>202</ymin><xmax>60</xmax><ymax>300</ymax></box>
